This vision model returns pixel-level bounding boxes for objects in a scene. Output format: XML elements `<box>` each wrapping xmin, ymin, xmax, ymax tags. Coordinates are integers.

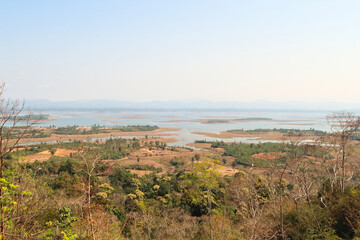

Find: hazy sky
<box><xmin>1</xmin><ymin>1</ymin><xmax>360</xmax><ymax>102</ymax></box>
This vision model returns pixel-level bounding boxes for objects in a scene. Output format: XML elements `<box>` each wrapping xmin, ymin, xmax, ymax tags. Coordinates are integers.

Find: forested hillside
<box><xmin>2</xmin><ymin>136</ymin><xmax>360</xmax><ymax>239</ymax></box>
<box><xmin>0</xmin><ymin>90</ymin><xmax>359</xmax><ymax>239</ymax></box>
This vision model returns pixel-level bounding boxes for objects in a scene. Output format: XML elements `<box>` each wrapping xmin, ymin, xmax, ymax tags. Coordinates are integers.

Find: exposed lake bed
<box><xmin>25</xmin><ymin>109</ymin><xmax>330</xmax><ymax>146</ymax></box>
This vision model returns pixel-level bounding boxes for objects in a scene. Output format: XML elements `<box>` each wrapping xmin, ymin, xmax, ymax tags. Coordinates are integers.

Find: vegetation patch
<box><xmin>228</xmin><ymin>128</ymin><xmax>327</xmax><ymax>136</ymax></box>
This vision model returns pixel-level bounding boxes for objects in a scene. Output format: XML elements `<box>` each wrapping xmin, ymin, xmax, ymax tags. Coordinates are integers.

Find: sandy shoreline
<box><xmin>191</xmin><ymin>131</ymin><xmax>318</xmax><ymax>141</ymax></box>
<box><xmin>156</xmin><ymin>118</ymin><xmax>317</xmax><ymax>125</ymax></box>
<box><xmin>16</xmin><ymin>128</ymin><xmax>180</xmax><ymax>145</ymax></box>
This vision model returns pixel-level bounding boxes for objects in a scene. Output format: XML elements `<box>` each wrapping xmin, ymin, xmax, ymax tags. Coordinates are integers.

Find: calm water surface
<box><xmin>35</xmin><ymin>110</ymin><xmax>330</xmax><ymax>147</ymax></box>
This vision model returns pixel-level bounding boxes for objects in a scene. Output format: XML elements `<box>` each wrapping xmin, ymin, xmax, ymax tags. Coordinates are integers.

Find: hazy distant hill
<box><xmin>25</xmin><ymin>99</ymin><xmax>359</xmax><ymax>111</ymax></box>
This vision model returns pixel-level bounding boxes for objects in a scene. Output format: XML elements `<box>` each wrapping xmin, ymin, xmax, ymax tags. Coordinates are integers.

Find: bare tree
<box><xmin>79</xmin><ymin>147</ymin><xmax>110</xmax><ymax>240</ymax></box>
<box><xmin>0</xmin><ymin>83</ymin><xmax>38</xmax><ymax>238</ymax></box>
<box><xmin>287</xmin><ymin>143</ymin><xmax>325</xmax><ymax>208</ymax></box>
<box><xmin>324</xmin><ymin>112</ymin><xmax>360</xmax><ymax>192</ymax></box>
<box><xmin>226</xmin><ymin>171</ymin><xmax>272</xmax><ymax>240</ymax></box>
<box><xmin>264</xmin><ymin>135</ymin><xmax>305</xmax><ymax>239</ymax></box>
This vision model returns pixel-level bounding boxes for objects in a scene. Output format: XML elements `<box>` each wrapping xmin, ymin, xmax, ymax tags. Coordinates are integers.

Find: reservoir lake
<box><xmin>35</xmin><ymin>109</ymin><xmax>331</xmax><ymax>147</ymax></box>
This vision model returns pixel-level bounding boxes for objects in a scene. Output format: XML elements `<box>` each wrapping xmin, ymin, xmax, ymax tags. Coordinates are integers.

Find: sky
<box><xmin>1</xmin><ymin>1</ymin><xmax>360</xmax><ymax>103</ymax></box>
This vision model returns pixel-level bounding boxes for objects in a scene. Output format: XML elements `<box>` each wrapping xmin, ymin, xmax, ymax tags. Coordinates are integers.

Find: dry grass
<box><xmin>21</xmin><ymin>148</ymin><xmax>78</xmax><ymax>163</ymax></box>
<box><xmin>129</xmin><ymin>169</ymin><xmax>154</xmax><ymax>176</ymax></box>
<box><xmin>103</xmin><ymin>147</ymin><xmax>206</xmax><ymax>173</ymax></box>
<box><xmin>186</xmin><ymin>142</ymin><xmax>212</xmax><ymax>149</ymax></box>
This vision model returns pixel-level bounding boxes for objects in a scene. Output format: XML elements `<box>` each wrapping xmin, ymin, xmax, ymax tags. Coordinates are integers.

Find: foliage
<box><xmin>1</xmin><ymin>121</ymin><xmax>360</xmax><ymax>239</ymax></box>
<box><xmin>123</xmin><ymin>164</ymin><xmax>163</xmax><ymax>173</ymax></box>
<box><xmin>228</xmin><ymin>128</ymin><xmax>327</xmax><ymax>136</ymax></box>
<box><xmin>211</xmin><ymin>141</ymin><xmax>289</xmax><ymax>167</ymax></box>
<box><xmin>113</xmin><ymin>125</ymin><xmax>159</xmax><ymax>132</ymax></box>
<box><xmin>53</xmin><ymin>125</ymin><xmax>109</xmax><ymax>135</ymax></box>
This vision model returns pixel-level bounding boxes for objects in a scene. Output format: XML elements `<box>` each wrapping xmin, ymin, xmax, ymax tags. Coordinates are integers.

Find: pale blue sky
<box><xmin>1</xmin><ymin>1</ymin><xmax>360</xmax><ymax>103</ymax></box>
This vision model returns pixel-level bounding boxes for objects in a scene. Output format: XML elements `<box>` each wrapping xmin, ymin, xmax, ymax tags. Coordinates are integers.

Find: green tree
<box><xmin>183</xmin><ymin>159</ymin><xmax>220</xmax><ymax>239</ymax></box>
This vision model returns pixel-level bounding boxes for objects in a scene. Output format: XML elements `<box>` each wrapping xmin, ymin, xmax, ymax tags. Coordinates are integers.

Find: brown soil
<box><xmin>104</xmin><ymin>147</ymin><xmax>205</xmax><ymax>173</ymax></box>
<box><xmin>76</xmin><ymin>126</ymin><xmax>92</xmax><ymax>131</ymax></box>
<box><xmin>23</xmin><ymin>150</ymin><xmax>52</xmax><ymax>163</ymax></box>
<box><xmin>54</xmin><ymin>148</ymin><xmax>78</xmax><ymax>157</ymax></box>
<box><xmin>21</xmin><ymin>148</ymin><xmax>78</xmax><ymax>163</ymax></box>
<box><xmin>216</xmin><ymin>165</ymin><xmax>239</xmax><ymax>176</ymax></box>
<box><xmin>186</xmin><ymin>142</ymin><xmax>212</xmax><ymax>149</ymax></box>
<box><xmin>251</xmin><ymin>152</ymin><xmax>284</xmax><ymax>160</ymax></box>
<box><xmin>247</xmin><ymin>167</ymin><xmax>272</xmax><ymax>175</ymax></box>
<box><xmin>129</xmin><ymin>169</ymin><xmax>153</xmax><ymax>176</ymax></box>
<box><xmin>110</xmin><ymin>159</ymin><xmax>168</xmax><ymax>172</ymax></box>
<box><xmin>223</xmin><ymin>156</ymin><xmax>236</xmax><ymax>165</ymax></box>
<box><xmin>13</xmin><ymin>147</ymin><xmax>26</xmax><ymax>151</ymax></box>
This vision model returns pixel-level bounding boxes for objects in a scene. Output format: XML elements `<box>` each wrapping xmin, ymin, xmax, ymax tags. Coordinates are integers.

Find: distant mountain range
<box><xmin>24</xmin><ymin>99</ymin><xmax>360</xmax><ymax>112</ymax></box>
